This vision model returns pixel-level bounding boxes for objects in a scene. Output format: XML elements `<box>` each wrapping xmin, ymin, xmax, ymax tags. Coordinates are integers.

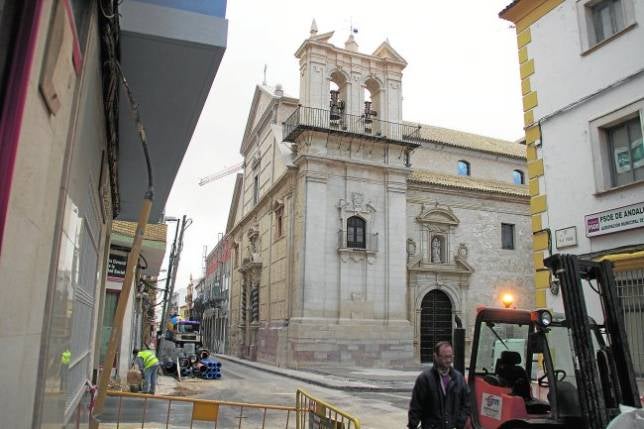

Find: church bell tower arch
<box><xmin>294</xmin><ymin>20</ymin><xmax>407</xmax><ymax>124</ymax></box>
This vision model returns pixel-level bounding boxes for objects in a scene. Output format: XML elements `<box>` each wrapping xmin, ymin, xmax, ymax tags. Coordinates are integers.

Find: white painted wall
<box><xmin>540</xmin><ymin>77</ymin><xmax>644</xmax><ymax>257</ymax></box>
<box><xmin>526</xmin><ymin>0</ymin><xmax>644</xmax><ymax>318</ymax></box>
<box><xmin>529</xmin><ymin>0</ymin><xmax>644</xmax><ymax>119</ymax></box>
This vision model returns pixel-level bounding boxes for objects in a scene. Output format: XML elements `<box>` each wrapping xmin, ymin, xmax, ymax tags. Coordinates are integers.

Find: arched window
<box><xmin>512</xmin><ymin>169</ymin><xmax>525</xmax><ymax>185</ymax></box>
<box><xmin>457</xmin><ymin>160</ymin><xmax>470</xmax><ymax>176</ymax></box>
<box><xmin>347</xmin><ymin>216</ymin><xmax>366</xmax><ymax>249</ymax></box>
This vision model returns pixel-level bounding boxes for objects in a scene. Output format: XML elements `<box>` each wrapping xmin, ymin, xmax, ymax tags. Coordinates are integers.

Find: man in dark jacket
<box><xmin>408</xmin><ymin>341</ymin><xmax>471</xmax><ymax>429</ymax></box>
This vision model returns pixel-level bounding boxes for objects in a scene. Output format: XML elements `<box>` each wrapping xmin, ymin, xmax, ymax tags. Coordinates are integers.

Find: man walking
<box><xmin>133</xmin><ymin>347</ymin><xmax>160</xmax><ymax>394</ymax></box>
<box><xmin>408</xmin><ymin>341</ymin><xmax>471</xmax><ymax>429</ymax></box>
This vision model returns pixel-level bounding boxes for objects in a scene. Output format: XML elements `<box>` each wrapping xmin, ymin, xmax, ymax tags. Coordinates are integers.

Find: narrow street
<box><xmin>100</xmin><ymin>359</ymin><xmax>411</xmax><ymax>428</ymax></box>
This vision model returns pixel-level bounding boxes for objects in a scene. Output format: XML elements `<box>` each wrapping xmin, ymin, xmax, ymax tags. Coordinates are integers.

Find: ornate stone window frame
<box><xmin>416</xmin><ymin>204</ymin><xmax>459</xmax><ymax>265</ymax></box>
<box><xmin>337</xmin><ymin>192</ymin><xmax>378</xmax><ymax>257</ymax></box>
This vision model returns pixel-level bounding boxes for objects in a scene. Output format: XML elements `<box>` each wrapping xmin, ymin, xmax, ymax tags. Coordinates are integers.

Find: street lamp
<box><xmin>501</xmin><ymin>293</ymin><xmax>514</xmax><ymax>309</ymax></box>
<box><xmin>159</xmin><ymin>216</ymin><xmax>181</xmax><ymax>341</ymax></box>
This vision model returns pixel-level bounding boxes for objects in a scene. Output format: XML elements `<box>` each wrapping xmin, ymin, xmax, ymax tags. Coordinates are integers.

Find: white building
<box><xmin>225</xmin><ymin>25</ymin><xmax>534</xmax><ymax>368</ymax></box>
<box><xmin>501</xmin><ymin>0</ymin><xmax>644</xmax><ymax>376</ymax></box>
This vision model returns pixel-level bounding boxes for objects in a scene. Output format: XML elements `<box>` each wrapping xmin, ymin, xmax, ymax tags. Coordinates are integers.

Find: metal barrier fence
<box><xmin>295</xmin><ymin>389</ymin><xmax>360</xmax><ymax>429</ymax></box>
<box><xmin>615</xmin><ymin>268</ymin><xmax>644</xmax><ymax>377</ymax></box>
<box><xmin>99</xmin><ymin>391</ymin><xmax>297</xmax><ymax>428</ymax></box>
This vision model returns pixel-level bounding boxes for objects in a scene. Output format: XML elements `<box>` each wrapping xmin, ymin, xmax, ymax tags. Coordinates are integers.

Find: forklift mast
<box><xmin>544</xmin><ymin>254</ymin><xmax>641</xmax><ymax>428</ymax></box>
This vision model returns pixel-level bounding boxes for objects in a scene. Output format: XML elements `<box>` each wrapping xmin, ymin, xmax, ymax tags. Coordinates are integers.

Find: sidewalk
<box><xmin>215</xmin><ymin>354</ymin><xmax>420</xmax><ymax>393</ymax></box>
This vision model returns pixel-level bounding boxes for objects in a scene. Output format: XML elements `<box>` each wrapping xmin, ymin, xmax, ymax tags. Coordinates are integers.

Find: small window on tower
<box><xmin>253</xmin><ymin>175</ymin><xmax>259</xmax><ymax>205</ymax></box>
<box><xmin>513</xmin><ymin>170</ymin><xmax>525</xmax><ymax>185</ymax></box>
<box><xmin>275</xmin><ymin>206</ymin><xmax>284</xmax><ymax>238</ymax></box>
<box><xmin>457</xmin><ymin>160</ymin><xmax>471</xmax><ymax>176</ymax></box>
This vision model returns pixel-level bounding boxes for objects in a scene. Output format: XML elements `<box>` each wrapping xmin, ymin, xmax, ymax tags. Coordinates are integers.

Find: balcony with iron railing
<box><xmin>337</xmin><ymin>230</ymin><xmax>379</xmax><ymax>253</ymax></box>
<box><xmin>283</xmin><ymin>106</ymin><xmax>423</xmax><ymax>148</ymax></box>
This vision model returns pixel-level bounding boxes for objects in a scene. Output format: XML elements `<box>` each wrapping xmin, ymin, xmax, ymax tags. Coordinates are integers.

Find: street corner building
<box><xmin>500</xmin><ymin>0</ymin><xmax>644</xmax><ymax>376</ymax></box>
<box><xmin>0</xmin><ymin>1</ymin><xmax>227</xmax><ymax>427</ymax></box>
<box><xmin>225</xmin><ymin>24</ymin><xmax>535</xmax><ymax>370</ymax></box>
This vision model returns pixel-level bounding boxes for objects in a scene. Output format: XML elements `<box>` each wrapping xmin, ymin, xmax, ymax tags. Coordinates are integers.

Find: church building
<box><xmin>226</xmin><ymin>23</ymin><xmax>534</xmax><ymax>368</ymax></box>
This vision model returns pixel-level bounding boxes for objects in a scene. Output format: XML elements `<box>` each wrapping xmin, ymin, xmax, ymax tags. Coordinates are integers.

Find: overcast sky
<box><xmin>163</xmin><ymin>0</ymin><xmax>524</xmax><ymax>300</ymax></box>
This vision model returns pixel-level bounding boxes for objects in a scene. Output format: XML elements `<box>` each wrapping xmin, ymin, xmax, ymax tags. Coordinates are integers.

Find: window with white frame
<box><xmin>578</xmin><ymin>0</ymin><xmax>636</xmax><ymax>51</ymax></box>
<box><xmin>590</xmin><ymin>101</ymin><xmax>644</xmax><ymax>192</ymax></box>
<box><xmin>606</xmin><ymin>116</ymin><xmax>644</xmax><ymax>187</ymax></box>
<box><xmin>590</xmin><ymin>0</ymin><xmax>624</xmax><ymax>43</ymax></box>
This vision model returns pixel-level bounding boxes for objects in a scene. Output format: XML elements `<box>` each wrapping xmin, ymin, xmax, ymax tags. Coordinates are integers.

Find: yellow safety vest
<box><xmin>61</xmin><ymin>350</ymin><xmax>71</xmax><ymax>366</ymax></box>
<box><xmin>137</xmin><ymin>350</ymin><xmax>159</xmax><ymax>369</ymax></box>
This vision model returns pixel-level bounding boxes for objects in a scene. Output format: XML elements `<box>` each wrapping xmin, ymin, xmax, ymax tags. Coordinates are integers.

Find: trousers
<box><xmin>143</xmin><ymin>364</ymin><xmax>159</xmax><ymax>394</ymax></box>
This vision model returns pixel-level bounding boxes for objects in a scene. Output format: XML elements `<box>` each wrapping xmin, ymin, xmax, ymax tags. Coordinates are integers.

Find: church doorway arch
<box><xmin>420</xmin><ymin>290</ymin><xmax>453</xmax><ymax>363</ymax></box>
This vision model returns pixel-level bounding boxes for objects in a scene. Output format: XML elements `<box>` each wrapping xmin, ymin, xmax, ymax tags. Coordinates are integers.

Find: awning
<box><xmin>597</xmin><ymin>250</ymin><xmax>644</xmax><ymax>272</ymax></box>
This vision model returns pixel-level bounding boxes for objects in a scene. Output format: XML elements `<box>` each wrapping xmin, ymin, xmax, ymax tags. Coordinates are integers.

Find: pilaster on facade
<box><xmin>501</xmin><ymin>1</ymin><xmax>566</xmax><ymax>308</ymax></box>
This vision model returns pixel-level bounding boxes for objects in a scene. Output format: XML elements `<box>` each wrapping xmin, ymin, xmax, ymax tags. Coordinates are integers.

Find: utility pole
<box><xmin>159</xmin><ymin>217</ymin><xmax>181</xmax><ymax>339</ymax></box>
<box><xmin>166</xmin><ymin>215</ymin><xmax>189</xmax><ymax>321</ymax></box>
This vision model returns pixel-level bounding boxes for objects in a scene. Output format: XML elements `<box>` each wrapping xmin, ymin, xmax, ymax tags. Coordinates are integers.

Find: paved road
<box><xmin>99</xmin><ymin>359</ymin><xmax>412</xmax><ymax>429</ymax></box>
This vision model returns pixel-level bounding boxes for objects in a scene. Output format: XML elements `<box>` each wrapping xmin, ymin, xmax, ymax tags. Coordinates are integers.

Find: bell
<box><xmin>330</xmin><ymin>90</ymin><xmax>341</xmax><ymax>120</ymax></box>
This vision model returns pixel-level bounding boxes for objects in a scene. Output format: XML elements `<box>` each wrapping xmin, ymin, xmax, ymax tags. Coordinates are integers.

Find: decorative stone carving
<box><xmin>416</xmin><ymin>203</ymin><xmax>459</xmax><ymax>226</ymax></box>
<box><xmin>247</xmin><ymin>225</ymin><xmax>260</xmax><ymax>262</ymax></box>
<box><xmin>457</xmin><ymin>243</ymin><xmax>468</xmax><ymax>260</ymax></box>
<box><xmin>407</xmin><ymin>238</ymin><xmax>417</xmax><ymax>256</ymax></box>
<box><xmin>351</xmin><ymin>192</ymin><xmax>363</xmax><ymax>211</ymax></box>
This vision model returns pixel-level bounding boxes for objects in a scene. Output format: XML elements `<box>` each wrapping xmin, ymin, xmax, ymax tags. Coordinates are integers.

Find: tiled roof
<box><xmin>409</xmin><ymin>170</ymin><xmax>529</xmax><ymax>197</ymax></box>
<box><xmin>112</xmin><ymin>221</ymin><xmax>167</xmax><ymax>242</ymax></box>
<box><xmin>499</xmin><ymin>0</ymin><xmax>521</xmax><ymax>17</ymax></box>
<box><xmin>405</xmin><ymin>122</ymin><xmax>526</xmax><ymax>159</ymax></box>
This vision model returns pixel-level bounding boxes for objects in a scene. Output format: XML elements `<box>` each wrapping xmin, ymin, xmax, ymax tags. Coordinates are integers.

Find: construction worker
<box><xmin>60</xmin><ymin>349</ymin><xmax>71</xmax><ymax>391</ymax></box>
<box><xmin>133</xmin><ymin>348</ymin><xmax>160</xmax><ymax>394</ymax></box>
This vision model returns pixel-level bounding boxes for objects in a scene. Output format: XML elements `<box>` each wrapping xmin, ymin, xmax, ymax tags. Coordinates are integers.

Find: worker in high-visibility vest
<box><xmin>133</xmin><ymin>348</ymin><xmax>160</xmax><ymax>394</ymax></box>
<box><xmin>60</xmin><ymin>349</ymin><xmax>71</xmax><ymax>391</ymax></box>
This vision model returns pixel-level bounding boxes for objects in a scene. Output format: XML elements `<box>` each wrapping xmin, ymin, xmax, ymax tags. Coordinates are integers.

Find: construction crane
<box><xmin>198</xmin><ymin>162</ymin><xmax>243</xmax><ymax>186</ymax></box>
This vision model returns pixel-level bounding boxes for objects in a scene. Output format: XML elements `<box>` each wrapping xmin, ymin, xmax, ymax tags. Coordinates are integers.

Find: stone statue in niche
<box><xmin>407</xmin><ymin>238</ymin><xmax>417</xmax><ymax>256</ymax></box>
<box><xmin>431</xmin><ymin>237</ymin><xmax>442</xmax><ymax>263</ymax></box>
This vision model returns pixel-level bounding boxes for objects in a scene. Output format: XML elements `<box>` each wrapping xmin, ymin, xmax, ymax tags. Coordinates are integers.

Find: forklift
<box><xmin>461</xmin><ymin>254</ymin><xmax>641</xmax><ymax>429</ymax></box>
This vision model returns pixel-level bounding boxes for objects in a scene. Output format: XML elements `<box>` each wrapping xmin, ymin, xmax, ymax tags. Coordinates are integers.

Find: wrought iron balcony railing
<box><xmin>283</xmin><ymin>106</ymin><xmax>423</xmax><ymax>146</ymax></box>
<box><xmin>337</xmin><ymin>230</ymin><xmax>379</xmax><ymax>252</ymax></box>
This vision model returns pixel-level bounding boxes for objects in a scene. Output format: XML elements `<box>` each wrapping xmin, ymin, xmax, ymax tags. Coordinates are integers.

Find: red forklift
<box><xmin>459</xmin><ymin>254</ymin><xmax>641</xmax><ymax>429</ymax></box>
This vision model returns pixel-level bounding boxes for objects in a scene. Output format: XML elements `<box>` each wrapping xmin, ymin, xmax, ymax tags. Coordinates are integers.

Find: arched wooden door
<box><xmin>420</xmin><ymin>290</ymin><xmax>453</xmax><ymax>363</ymax></box>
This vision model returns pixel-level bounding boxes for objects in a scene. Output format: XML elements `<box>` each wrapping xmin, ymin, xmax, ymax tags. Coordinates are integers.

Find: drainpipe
<box><xmin>0</xmin><ymin>1</ymin><xmax>45</xmax><ymax>255</ymax></box>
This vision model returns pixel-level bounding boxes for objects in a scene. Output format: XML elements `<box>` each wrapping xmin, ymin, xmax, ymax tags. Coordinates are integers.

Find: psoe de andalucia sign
<box><xmin>585</xmin><ymin>202</ymin><xmax>644</xmax><ymax>237</ymax></box>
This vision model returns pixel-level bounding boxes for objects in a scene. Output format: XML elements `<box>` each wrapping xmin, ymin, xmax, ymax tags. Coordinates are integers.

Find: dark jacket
<box><xmin>408</xmin><ymin>366</ymin><xmax>471</xmax><ymax>429</ymax></box>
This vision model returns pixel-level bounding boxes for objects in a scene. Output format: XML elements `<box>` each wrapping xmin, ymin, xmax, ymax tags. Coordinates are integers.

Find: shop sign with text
<box><xmin>107</xmin><ymin>253</ymin><xmax>128</xmax><ymax>281</ymax></box>
<box><xmin>585</xmin><ymin>202</ymin><xmax>644</xmax><ymax>237</ymax></box>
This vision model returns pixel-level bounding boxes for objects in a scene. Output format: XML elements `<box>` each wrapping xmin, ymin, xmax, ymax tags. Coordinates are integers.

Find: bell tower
<box><xmin>294</xmin><ymin>21</ymin><xmax>407</xmax><ymax>124</ymax></box>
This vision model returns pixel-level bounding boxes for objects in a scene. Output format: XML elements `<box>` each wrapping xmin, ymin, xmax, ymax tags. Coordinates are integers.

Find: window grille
<box><xmin>346</xmin><ymin>216</ymin><xmax>366</xmax><ymax>249</ymax></box>
<box><xmin>615</xmin><ymin>269</ymin><xmax>644</xmax><ymax>376</ymax></box>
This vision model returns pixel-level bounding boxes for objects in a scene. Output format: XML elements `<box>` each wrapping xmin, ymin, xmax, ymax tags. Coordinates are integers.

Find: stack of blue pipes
<box><xmin>198</xmin><ymin>357</ymin><xmax>222</xmax><ymax>379</ymax></box>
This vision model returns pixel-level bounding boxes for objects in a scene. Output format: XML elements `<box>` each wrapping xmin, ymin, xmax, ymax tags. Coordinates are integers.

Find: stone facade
<box><xmin>227</xmin><ymin>26</ymin><xmax>533</xmax><ymax>368</ymax></box>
